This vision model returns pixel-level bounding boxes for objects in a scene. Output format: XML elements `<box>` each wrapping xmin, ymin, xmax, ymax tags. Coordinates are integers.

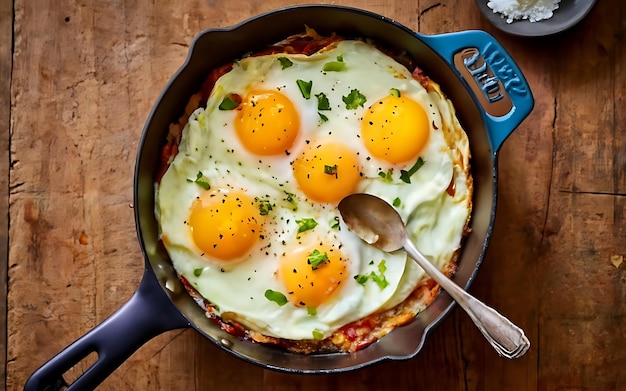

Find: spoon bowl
<box><xmin>338</xmin><ymin>193</ymin><xmax>530</xmax><ymax>359</ymax></box>
<box><xmin>338</xmin><ymin>193</ymin><xmax>407</xmax><ymax>252</ymax></box>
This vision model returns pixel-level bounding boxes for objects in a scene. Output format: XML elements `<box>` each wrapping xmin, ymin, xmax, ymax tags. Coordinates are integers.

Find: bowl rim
<box><xmin>475</xmin><ymin>0</ymin><xmax>597</xmax><ymax>37</ymax></box>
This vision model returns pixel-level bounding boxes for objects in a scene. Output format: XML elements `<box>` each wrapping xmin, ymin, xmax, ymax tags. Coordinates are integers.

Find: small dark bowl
<box><xmin>476</xmin><ymin>0</ymin><xmax>597</xmax><ymax>37</ymax></box>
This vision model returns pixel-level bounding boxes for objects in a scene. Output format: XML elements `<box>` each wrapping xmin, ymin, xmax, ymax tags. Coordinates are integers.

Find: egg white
<box><xmin>155</xmin><ymin>39</ymin><xmax>471</xmax><ymax>341</ymax></box>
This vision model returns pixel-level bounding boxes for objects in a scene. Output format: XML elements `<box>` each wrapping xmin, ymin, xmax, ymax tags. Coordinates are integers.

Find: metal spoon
<box><xmin>338</xmin><ymin>193</ymin><xmax>530</xmax><ymax>359</ymax></box>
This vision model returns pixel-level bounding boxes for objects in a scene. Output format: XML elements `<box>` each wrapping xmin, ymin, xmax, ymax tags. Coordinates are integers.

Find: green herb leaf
<box><xmin>390</xmin><ymin>88</ymin><xmax>401</xmax><ymax>97</ymax></box>
<box><xmin>218</xmin><ymin>95</ymin><xmax>240</xmax><ymax>110</ymax></box>
<box><xmin>284</xmin><ymin>191</ymin><xmax>297</xmax><ymax>211</ymax></box>
<box><xmin>284</xmin><ymin>191</ymin><xmax>295</xmax><ymax>203</ymax></box>
<box><xmin>354</xmin><ymin>260</ymin><xmax>388</xmax><ymax>289</ymax></box>
<box><xmin>264</xmin><ymin>289</ymin><xmax>288</xmax><ymax>306</ymax></box>
<box><xmin>297</xmin><ymin>79</ymin><xmax>313</xmax><ymax>99</ymax></box>
<box><xmin>342</xmin><ymin>89</ymin><xmax>367</xmax><ymax>109</ymax></box>
<box><xmin>400</xmin><ymin>157</ymin><xmax>425</xmax><ymax>184</ymax></box>
<box><xmin>323</xmin><ymin>55</ymin><xmax>345</xmax><ymax>71</ymax></box>
<box><xmin>378</xmin><ymin>169</ymin><xmax>393</xmax><ymax>182</ymax></box>
<box><xmin>371</xmin><ymin>259</ymin><xmax>389</xmax><ymax>289</ymax></box>
<box><xmin>316</xmin><ymin>92</ymin><xmax>331</xmax><ymax>111</ymax></box>
<box><xmin>354</xmin><ymin>274</ymin><xmax>369</xmax><ymax>286</ymax></box>
<box><xmin>318</xmin><ymin>112</ymin><xmax>329</xmax><ymax>122</ymax></box>
<box><xmin>370</xmin><ymin>271</ymin><xmax>389</xmax><ymax>289</ymax></box>
<box><xmin>187</xmin><ymin>171</ymin><xmax>211</xmax><ymax>190</ymax></box>
<box><xmin>393</xmin><ymin>197</ymin><xmax>401</xmax><ymax>207</ymax></box>
<box><xmin>307</xmin><ymin>307</ymin><xmax>317</xmax><ymax>316</ymax></box>
<box><xmin>296</xmin><ymin>217</ymin><xmax>318</xmax><ymax>233</ymax></box>
<box><xmin>308</xmin><ymin>249</ymin><xmax>329</xmax><ymax>270</ymax></box>
<box><xmin>255</xmin><ymin>197</ymin><xmax>274</xmax><ymax>216</ymax></box>
<box><xmin>323</xmin><ymin>60</ymin><xmax>346</xmax><ymax>72</ymax></box>
<box><xmin>193</xmin><ymin>268</ymin><xmax>203</xmax><ymax>277</ymax></box>
<box><xmin>277</xmin><ymin>56</ymin><xmax>294</xmax><ymax>69</ymax></box>
<box><xmin>330</xmin><ymin>216</ymin><xmax>341</xmax><ymax>230</ymax></box>
<box><xmin>312</xmin><ymin>329</ymin><xmax>325</xmax><ymax>340</ymax></box>
<box><xmin>324</xmin><ymin>164</ymin><xmax>338</xmax><ymax>178</ymax></box>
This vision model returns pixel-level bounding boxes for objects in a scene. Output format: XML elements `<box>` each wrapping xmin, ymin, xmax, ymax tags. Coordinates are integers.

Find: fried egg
<box><xmin>155</xmin><ymin>39</ymin><xmax>471</xmax><ymax>342</ymax></box>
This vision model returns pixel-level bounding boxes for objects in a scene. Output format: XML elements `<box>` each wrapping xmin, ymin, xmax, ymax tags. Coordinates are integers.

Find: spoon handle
<box><xmin>403</xmin><ymin>238</ymin><xmax>530</xmax><ymax>359</ymax></box>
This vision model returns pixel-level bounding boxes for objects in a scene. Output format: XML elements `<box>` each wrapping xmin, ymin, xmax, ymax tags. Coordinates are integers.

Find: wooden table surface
<box><xmin>3</xmin><ymin>0</ymin><xmax>625</xmax><ymax>390</ymax></box>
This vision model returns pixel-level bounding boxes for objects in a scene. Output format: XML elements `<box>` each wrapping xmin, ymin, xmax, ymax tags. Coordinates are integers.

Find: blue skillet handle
<box><xmin>23</xmin><ymin>267</ymin><xmax>190</xmax><ymax>391</ymax></box>
<box><xmin>418</xmin><ymin>30</ymin><xmax>534</xmax><ymax>153</ymax></box>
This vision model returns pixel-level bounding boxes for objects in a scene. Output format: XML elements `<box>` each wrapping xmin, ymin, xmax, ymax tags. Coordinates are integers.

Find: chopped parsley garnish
<box><xmin>297</xmin><ymin>79</ymin><xmax>313</xmax><ymax>99</ymax></box>
<box><xmin>324</xmin><ymin>164</ymin><xmax>338</xmax><ymax>178</ymax></box>
<box><xmin>378</xmin><ymin>169</ymin><xmax>393</xmax><ymax>182</ymax></box>
<box><xmin>354</xmin><ymin>259</ymin><xmax>389</xmax><ymax>289</ymax></box>
<box><xmin>307</xmin><ymin>307</ymin><xmax>317</xmax><ymax>316</ymax></box>
<box><xmin>312</xmin><ymin>329</ymin><xmax>325</xmax><ymax>340</ymax></box>
<box><xmin>374</xmin><ymin>259</ymin><xmax>389</xmax><ymax>288</ymax></box>
<box><xmin>342</xmin><ymin>89</ymin><xmax>367</xmax><ymax>109</ymax></box>
<box><xmin>318</xmin><ymin>112</ymin><xmax>329</xmax><ymax>122</ymax></box>
<box><xmin>400</xmin><ymin>157</ymin><xmax>425</xmax><ymax>184</ymax></box>
<box><xmin>264</xmin><ymin>289</ymin><xmax>288</xmax><ymax>306</ymax></box>
<box><xmin>316</xmin><ymin>92</ymin><xmax>331</xmax><ymax>111</ymax></box>
<box><xmin>284</xmin><ymin>191</ymin><xmax>295</xmax><ymax>203</ymax></box>
<box><xmin>323</xmin><ymin>55</ymin><xmax>346</xmax><ymax>72</ymax></box>
<box><xmin>277</xmin><ymin>56</ymin><xmax>293</xmax><ymax>69</ymax></box>
<box><xmin>370</xmin><ymin>272</ymin><xmax>389</xmax><ymax>289</ymax></box>
<box><xmin>330</xmin><ymin>216</ymin><xmax>341</xmax><ymax>230</ymax></box>
<box><xmin>255</xmin><ymin>197</ymin><xmax>274</xmax><ymax>216</ymax></box>
<box><xmin>284</xmin><ymin>191</ymin><xmax>297</xmax><ymax>210</ymax></box>
<box><xmin>390</xmin><ymin>88</ymin><xmax>401</xmax><ymax>97</ymax></box>
<box><xmin>393</xmin><ymin>197</ymin><xmax>401</xmax><ymax>207</ymax></box>
<box><xmin>218</xmin><ymin>95</ymin><xmax>240</xmax><ymax>110</ymax></box>
<box><xmin>308</xmin><ymin>249</ymin><xmax>329</xmax><ymax>270</ymax></box>
<box><xmin>193</xmin><ymin>268</ymin><xmax>203</xmax><ymax>277</ymax></box>
<box><xmin>354</xmin><ymin>274</ymin><xmax>369</xmax><ymax>285</ymax></box>
<box><xmin>187</xmin><ymin>171</ymin><xmax>211</xmax><ymax>190</ymax></box>
<box><xmin>296</xmin><ymin>217</ymin><xmax>318</xmax><ymax>233</ymax></box>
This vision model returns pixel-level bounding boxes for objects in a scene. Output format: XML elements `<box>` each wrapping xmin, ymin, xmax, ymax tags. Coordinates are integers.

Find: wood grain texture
<box><xmin>0</xmin><ymin>0</ymin><xmax>12</xmax><ymax>389</ymax></box>
<box><xmin>6</xmin><ymin>0</ymin><xmax>626</xmax><ymax>390</ymax></box>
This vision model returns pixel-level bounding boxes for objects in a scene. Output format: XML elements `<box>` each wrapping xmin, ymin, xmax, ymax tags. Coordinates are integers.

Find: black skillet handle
<box><xmin>24</xmin><ymin>267</ymin><xmax>190</xmax><ymax>391</ymax></box>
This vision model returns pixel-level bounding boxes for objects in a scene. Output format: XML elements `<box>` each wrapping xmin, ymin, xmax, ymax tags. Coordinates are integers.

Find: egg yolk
<box><xmin>361</xmin><ymin>95</ymin><xmax>430</xmax><ymax>164</ymax></box>
<box><xmin>292</xmin><ymin>143</ymin><xmax>361</xmax><ymax>203</ymax></box>
<box><xmin>187</xmin><ymin>191</ymin><xmax>264</xmax><ymax>261</ymax></box>
<box><xmin>235</xmin><ymin>89</ymin><xmax>300</xmax><ymax>155</ymax></box>
<box><xmin>279</xmin><ymin>242</ymin><xmax>348</xmax><ymax>308</ymax></box>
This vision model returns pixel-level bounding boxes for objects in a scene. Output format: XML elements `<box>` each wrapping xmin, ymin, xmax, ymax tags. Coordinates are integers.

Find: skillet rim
<box><xmin>133</xmin><ymin>4</ymin><xmax>505</xmax><ymax>373</ymax></box>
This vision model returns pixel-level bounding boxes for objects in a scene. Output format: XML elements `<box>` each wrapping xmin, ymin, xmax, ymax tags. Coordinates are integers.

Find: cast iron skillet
<box><xmin>25</xmin><ymin>5</ymin><xmax>533</xmax><ymax>390</ymax></box>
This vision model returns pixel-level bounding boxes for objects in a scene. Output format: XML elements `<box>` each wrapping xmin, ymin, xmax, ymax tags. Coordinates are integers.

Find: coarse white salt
<box><xmin>487</xmin><ymin>0</ymin><xmax>560</xmax><ymax>24</ymax></box>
